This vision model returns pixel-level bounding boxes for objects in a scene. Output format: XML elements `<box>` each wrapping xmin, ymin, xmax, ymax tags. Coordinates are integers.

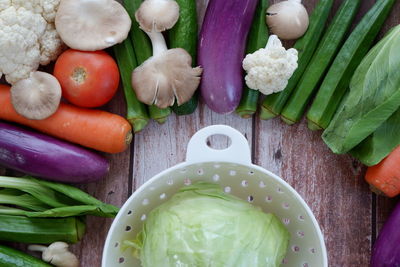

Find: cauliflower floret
<box><xmin>243</xmin><ymin>35</ymin><xmax>298</xmax><ymax>95</ymax></box>
<box><xmin>0</xmin><ymin>0</ymin><xmax>62</xmax><ymax>84</ymax></box>
<box><xmin>40</xmin><ymin>23</ymin><xmax>64</xmax><ymax>65</ymax></box>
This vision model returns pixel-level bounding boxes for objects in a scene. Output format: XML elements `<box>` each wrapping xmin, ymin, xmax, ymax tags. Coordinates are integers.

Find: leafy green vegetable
<box><xmin>322</xmin><ymin>25</ymin><xmax>400</xmax><ymax>154</ymax></box>
<box><xmin>126</xmin><ymin>182</ymin><xmax>289</xmax><ymax>267</ymax></box>
<box><xmin>0</xmin><ymin>191</ymin><xmax>50</xmax><ymax>211</ymax></box>
<box><xmin>351</xmin><ymin>107</ymin><xmax>400</xmax><ymax>166</ymax></box>
<box><xmin>0</xmin><ymin>176</ymin><xmax>119</xmax><ymax>217</ymax></box>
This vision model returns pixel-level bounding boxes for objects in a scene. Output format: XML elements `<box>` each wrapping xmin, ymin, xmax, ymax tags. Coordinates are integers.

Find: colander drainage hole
<box><xmin>167</xmin><ymin>179</ymin><xmax>174</xmax><ymax>185</ymax></box>
<box><xmin>140</xmin><ymin>214</ymin><xmax>147</xmax><ymax>221</ymax></box>
<box><xmin>241</xmin><ymin>180</ymin><xmax>248</xmax><ymax>187</ymax></box>
<box><xmin>281</xmin><ymin>258</ymin><xmax>288</xmax><ymax>264</ymax></box>
<box><xmin>119</xmin><ymin>257</ymin><xmax>125</xmax><ymax>263</ymax></box>
<box><xmin>297</xmin><ymin>231</ymin><xmax>305</xmax><ymax>238</ymax></box>
<box><xmin>160</xmin><ymin>193</ymin><xmax>166</xmax><ymax>199</ymax></box>
<box><xmin>114</xmin><ymin>242</ymin><xmax>119</xmax><ymax>248</ymax></box>
<box><xmin>247</xmin><ymin>195</ymin><xmax>254</xmax><ymax>202</ymax></box>
<box><xmin>184</xmin><ymin>178</ymin><xmax>192</xmax><ymax>185</ymax></box>
<box><xmin>212</xmin><ymin>174</ymin><xmax>220</xmax><ymax>181</ymax></box>
<box><xmin>259</xmin><ymin>181</ymin><xmax>266</xmax><ymax>188</ymax></box>
<box><xmin>303</xmin><ymin>263</ymin><xmax>309</xmax><ymax>267</ymax></box>
<box><xmin>265</xmin><ymin>196</ymin><xmax>272</xmax><ymax>203</ymax></box>
<box><xmin>197</xmin><ymin>169</ymin><xmax>204</xmax><ymax>175</ymax></box>
<box><xmin>142</xmin><ymin>199</ymin><xmax>149</xmax><ymax>205</ymax></box>
<box><xmin>277</xmin><ymin>187</ymin><xmax>284</xmax><ymax>193</ymax></box>
<box><xmin>127</xmin><ymin>210</ymin><xmax>132</xmax><ymax>215</ymax></box>
<box><xmin>229</xmin><ymin>170</ymin><xmax>237</xmax><ymax>176</ymax></box>
<box><xmin>310</xmin><ymin>248</ymin><xmax>316</xmax><ymax>254</ymax></box>
<box><xmin>298</xmin><ymin>215</ymin><xmax>305</xmax><ymax>221</ymax></box>
<box><xmin>282</xmin><ymin>202</ymin><xmax>290</xmax><ymax>209</ymax></box>
<box><xmin>125</xmin><ymin>226</ymin><xmax>132</xmax><ymax>232</ymax></box>
<box><xmin>283</xmin><ymin>218</ymin><xmax>290</xmax><ymax>225</ymax></box>
<box><xmin>248</xmin><ymin>171</ymin><xmax>255</xmax><ymax>175</ymax></box>
<box><xmin>292</xmin><ymin>245</ymin><xmax>300</xmax><ymax>252</ymax></box>
<box><xmin>224</xmin><ymin>186</ymin><xmax>231</xmax><ymax>193</ymax></box>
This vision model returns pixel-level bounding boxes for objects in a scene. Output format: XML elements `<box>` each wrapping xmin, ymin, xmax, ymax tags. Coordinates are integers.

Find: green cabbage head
<box><xmin>126</xmin><ymin>182</ymin><xmax>290</xmax><ymax>267</ymax></box>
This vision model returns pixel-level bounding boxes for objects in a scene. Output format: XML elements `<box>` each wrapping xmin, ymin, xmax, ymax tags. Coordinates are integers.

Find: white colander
<box><xmin>102</xmin><ymin>125</ymin><xmax>328</xmax><ymax>267</ymax></box>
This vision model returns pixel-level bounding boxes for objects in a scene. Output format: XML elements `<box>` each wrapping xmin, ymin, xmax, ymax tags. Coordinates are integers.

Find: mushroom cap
<box><xmin>11</xmin><ymin>71</ymin><xmax>61</xmax><ymax>120</ymax></box>
<box><xmin>55</xmin><ymin>0</ymin><xmax>132</xmax><ymax>51</ymax></box>
<box><xmin>266</xmin><ymin>0</ymin><xmax>309</xmax><ymax>40</ymax></box>
<box><xmin>135</xmin><ymin>0</ymin><xmax>180</xmax><ymax>32</ymax></box>
<box><xmin>132</xmin><ymin>48</ymin><xmax>202</xmax><ymax>108</ymax></box>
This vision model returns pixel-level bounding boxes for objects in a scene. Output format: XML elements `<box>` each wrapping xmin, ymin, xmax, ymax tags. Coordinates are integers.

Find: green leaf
<box><xmin>323</xmin><ymin>25</ymin><xmax>400</xmax><ymax>154</ymax></box>
<box><xmin>0</xmin><ymin>176</ymin><xmax>119</xmax><ymax>218</ymax></box>
<box><xmin>351</xmin><ymin>106</ymin><xmax>400</xmax><ymax>166</ymax></box>
<box><xmin>0</xmin><ymin>193</ymin><xmax>50</xmax><ymax>211</ymax></box>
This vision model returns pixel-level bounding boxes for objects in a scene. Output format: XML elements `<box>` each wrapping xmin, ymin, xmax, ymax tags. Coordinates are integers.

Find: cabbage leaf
<box><xmin>126</xmin><ymin>182</ymin><xmax>289</xmax><ymax>267</ymax></box>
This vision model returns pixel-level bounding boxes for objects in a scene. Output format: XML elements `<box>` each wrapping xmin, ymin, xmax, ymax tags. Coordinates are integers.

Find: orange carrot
<box><xmin>365</xmin><ymin>145</ymin><xmax>400</xmax><ymax>198</ymax></box>
<box><xmin>0</xmin><ymin>85</ymin><xmax>132</xmax><ymax>154</ymax></box>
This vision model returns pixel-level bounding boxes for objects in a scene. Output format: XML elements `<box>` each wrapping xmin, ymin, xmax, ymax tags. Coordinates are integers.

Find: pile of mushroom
<box><xmin>10</xmin><ymin>0</ymin><xmax>131</xmax><ymax>120</ymax></box>
<box><xmin>132</xmin><ymin>0</ymin><xmax>202</xmax><ymax>109</ymax></box>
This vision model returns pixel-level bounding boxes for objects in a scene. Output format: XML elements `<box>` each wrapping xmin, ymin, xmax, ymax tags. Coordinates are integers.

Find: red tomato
<box><xmin>54</xmin><ymin>49</ymin><xmax>120</xmax><ymax>108</ymax></box>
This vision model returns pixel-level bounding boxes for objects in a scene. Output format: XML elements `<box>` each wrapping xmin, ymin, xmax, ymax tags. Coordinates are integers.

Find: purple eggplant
<box><xmin>0</xmin><ymin>121</ymin><xmax>109</xmax><ymax>183</ymax></box>
<box><xmin>371</xmin><ymin>201</ymin><xmax>400</xmax><ymax>266</ymax></box>
<box><xmin>198</xmin><ymin>0</ymin><xmax>258</xmax><ymax>114</ymax></box>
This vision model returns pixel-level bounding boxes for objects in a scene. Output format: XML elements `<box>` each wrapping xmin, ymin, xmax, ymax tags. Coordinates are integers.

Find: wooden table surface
<box><xmin>2</xmin><ymin>0</ymin><xmax>400</xmax><ymax>266</ymax></box>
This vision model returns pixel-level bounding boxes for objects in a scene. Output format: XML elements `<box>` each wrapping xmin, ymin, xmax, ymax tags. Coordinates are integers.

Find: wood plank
<box><xmin>254</xmin><ymin>0</ymin><xmax>375</xmax><ymax>266</ymax></box>
<box><xmin>69</xmin><ymin>89</ymin><xmax>132</xmax><ymax>267</ymax></box>
<box><xmin>133</xmin><ymin>104</ymin><xmax>253</xmax><ymax>188</ymax></box>
<box><xmin>255</xmin><ymin>116</ymin><xmax>370</xmax><ymax>266</ymax></box>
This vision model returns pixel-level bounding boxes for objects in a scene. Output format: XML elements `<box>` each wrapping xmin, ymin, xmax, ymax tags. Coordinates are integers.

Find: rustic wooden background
<box><xmin>1</xmin><ymin>0</ymin><xmax>400</xmax><ymax>266</ymax></box>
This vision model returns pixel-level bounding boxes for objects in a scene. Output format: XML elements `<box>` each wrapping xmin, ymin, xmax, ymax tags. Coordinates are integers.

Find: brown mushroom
<box><xmin>135</xmin><ymin>0</ymin><xmax>179</xmax><ymax>32</ymax></box>
<box><xmin>131</xmin><ymin>0</ymin><xmax>202</xmax><ymax>108</ymax></box>
<box><xmin>55</xmin><ymin>0</ymin><xmax>131</xmax><ymax>51</ymax></box>
<box><xmin>11</xmin><ymin>71</ymin><xmax>61</xmax><ymax>120</ymax></box>
<box><xmin>132</xmin><ymin>48</ymin><xmax>202</xmax><ymax>108</ymax></box>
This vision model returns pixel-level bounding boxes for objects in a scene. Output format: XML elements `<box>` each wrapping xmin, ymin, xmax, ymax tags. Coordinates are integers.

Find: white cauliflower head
<box><xmin>242</xmin><ymin>35</ymin><xmax>298</xmax><ymax>95</ymax></box>
<box><xmin>0</xmin><ymin>0</ymin><xmax>63</xmax><ymax>84</ymax></box>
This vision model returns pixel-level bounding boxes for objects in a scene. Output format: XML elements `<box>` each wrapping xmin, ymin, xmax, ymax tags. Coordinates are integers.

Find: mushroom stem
<box><xmin>28</xmin><ymin>245</ymin><xmax>47</xmax><ymax>252</ymax></box>
<box><xmin>146</xmin><ymin>30</ymin><xmax>168</xmax><ymax>56</ymax></box>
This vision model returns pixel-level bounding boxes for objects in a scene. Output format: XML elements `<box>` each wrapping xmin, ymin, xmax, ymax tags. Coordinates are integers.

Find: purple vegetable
<box><xmin>371</xmin><ymin>201</ymin><xmax>400</xmax><ymax>266</ymax></box>
<box><xmin>198</xmin><ymin>0</ymin><xmax>258</xmax><ymax>114</ymax></box>
<box><xmin>0</xmin><ymin>121</ymin><xmax>109</xmax><ymax>183</ymax></box>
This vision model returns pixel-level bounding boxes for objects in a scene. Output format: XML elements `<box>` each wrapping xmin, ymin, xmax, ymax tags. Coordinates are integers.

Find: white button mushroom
<box><xmin>28</xmin><ymin>242</ymin><xmax>79</xmax><ymax>267</ymax></box>
<box><xmin>132</xmin><ymin>0</ymin><xmax>202</xmax><ymax>108</ymax></box>
<box><xmin>266</xmin><ymin>0</ymin><xmax>309</xmax><ymax>40</ymax></box>
<box><xmin>11</xmin><ymin>71</ymin><xmax>62</xmax><ymax>120</ymax></box>
<box><xmin>55</xmin><ymin>0</ymin><xmax>132</xmax><ymax>51</ymax></box>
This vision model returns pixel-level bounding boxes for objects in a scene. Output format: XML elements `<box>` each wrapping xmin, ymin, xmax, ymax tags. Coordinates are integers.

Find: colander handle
<box><xmin>186</xmin><ymin>125</ymin><xmax>252</xmax><ymax>165</ymax></box>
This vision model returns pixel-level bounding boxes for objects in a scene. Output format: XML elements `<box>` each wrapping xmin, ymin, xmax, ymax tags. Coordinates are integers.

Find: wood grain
<box><xmin>132</xmin><ymin>104</ymin><xmax>253</xmax><ymax>188</ymax></box>
<box><xmin>0</xmin><ymin>0</ymin><xmax>399</xmax><ymax>266</ymax></box>
<box><xmin>68</xmin><ymin>88</ymin><xmax>132</xmax><ymax>266</ymax></box>
<box><xmin>254</xmin><ymin>0</ymin><xmax>375</xmax><ymax>266</ymax></box>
